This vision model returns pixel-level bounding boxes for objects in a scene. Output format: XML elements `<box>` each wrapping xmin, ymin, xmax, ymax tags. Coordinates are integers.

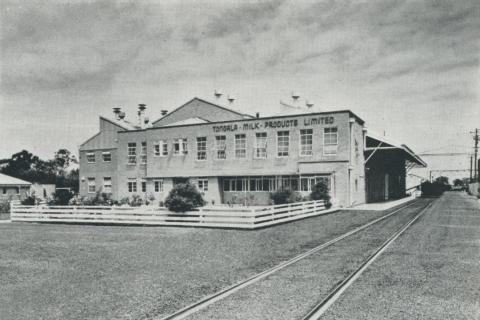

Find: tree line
<box><xmin>0</xmin><ymin>149</ymin><xmax>79</xmax><ymax>192</ymax></box>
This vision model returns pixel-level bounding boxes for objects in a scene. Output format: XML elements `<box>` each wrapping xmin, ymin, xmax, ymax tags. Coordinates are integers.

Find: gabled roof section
<box><xmin>0</xmin><ymin>173</ymin><xmax>31</xmax><ymax>186</ymax></box>
<box><xmin>365</xmin><ymin>132</ymin><xmax>427</xmax><ymax>167</ymax></box>
<box><xmin>152</xmin><ymin>97</ymin><xmax>254</xmax><ymax>127</ymax></box>
<box><xmin>99</xmin><ymin>116</ymin><xmax>139</xmax><ymax>131</ymax></box>
<box><xmin>79</xmin><ymin>116</ymin><xmax>130</xmax><ymax>151</ymax></box>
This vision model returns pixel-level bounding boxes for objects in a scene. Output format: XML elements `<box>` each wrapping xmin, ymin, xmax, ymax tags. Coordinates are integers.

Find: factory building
<box><xmin>79</xmin><ymin>97</ymin><xmax>426</xmax><ymax>207</ymax></box>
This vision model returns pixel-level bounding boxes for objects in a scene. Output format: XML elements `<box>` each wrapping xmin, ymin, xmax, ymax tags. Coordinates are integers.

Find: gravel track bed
<box><xmin>322</xmin><ymin>192</ymin><xmax>480</xmax><ymax>320</ymax></box>
<box><xmin>189</xmin><ymin>199</ymin><xmax>432</xmax><ymax>320</ymax></box>
<box><xmin>0</xmin><ymin>205</ymin><xmax>406</xmax><ymax>320</ymax></box>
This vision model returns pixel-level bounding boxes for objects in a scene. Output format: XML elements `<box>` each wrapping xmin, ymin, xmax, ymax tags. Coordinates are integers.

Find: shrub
<box><xmin>310</xmin><ymin>181</ymin><xmax>332</xmax><ymax>208</ymax></box>
<box><xmin>49</xmin><ymin>189</ymin><xmax>74</xmax><ymax>205</ymax></box>
<box><xmin>270</xmin><ymin>189</ymin><xmax>303</xmax><ymax>205</ymax></box>
<box><xmin>165</xmin><ymin>183</ymin><xmax>205</xmax><ymax>212</ymax></box>
<box><xmin>21</xmin><ymin>196</ymin><xmax>37</xmax><ymax>205</ymax></box>
<box><xmin>0</xmin><ymin>200</ymin><xmax>10</xmax><ymax>213</ymax></box>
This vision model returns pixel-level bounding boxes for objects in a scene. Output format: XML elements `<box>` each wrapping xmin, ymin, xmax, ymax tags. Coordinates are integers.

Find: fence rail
<box><xmin>10</xmin><ymin>200</ymin><xmax>335</xmax><ymax>229</ymax></box>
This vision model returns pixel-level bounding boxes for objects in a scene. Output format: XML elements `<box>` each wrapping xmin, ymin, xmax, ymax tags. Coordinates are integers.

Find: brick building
<box><xmin>79</xmin><ymin>97</ymin><xmax>426</xmax><ymax>207</ymax></box>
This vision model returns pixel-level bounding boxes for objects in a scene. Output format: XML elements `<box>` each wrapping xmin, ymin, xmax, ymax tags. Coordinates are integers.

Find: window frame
<box><xmin>86</xmin><ymin>152</ymin><xmax>95</xmax><ymax>163</ymax></box>
<box><xmin>254</xmin><ymin>132</ymin><xmax>268</xmax><ymax>159</ymax></box>
<box><xmin>102</xmin><ymin>152</ymin><xmax>111</xmax><ymax>162</ymax></box>
<box><xmin>235</xmin><ymin>134</ymin><xmax>247</xmax><ymax>159</ymax></box>
<box><xmin>197</xmin><ymin>179</ymin><xmax>208</xmax><ymax>192</ymax></box>
<box><xmin>276</xmin><ymin>131</ymin><xmax>290</xmax><ymax>157</ymax></box>
<box><xmin>127</xmin><ymin>179</ymin><xmax>137</xmax><ymax>193</ymax></box>
<box><xmin>215</xmin><ymin>135</ymin><xmax>227</xmax><ymax>160</ymax></box>
<box><xmin>154</xmin><ymin>179</ymin><xmax>164</xmax><ymax>193</ymax></box>
<box><xmin>87</xmin><ymin>177</ymin><xmax>96</xmax><ymax>193</ymax></box>
<box><xmin>196</xmin><ymin>137</ymin><xmax>207</xmax><ymax>161</ymax></box>
<box><xmin>323</xmin><ymin>127</ymin><xmax>338</xmax><ymax>155</ymax></box>
<box><xmin>299</xmin><ymin>129</ymin><xmax>313</xmax><ymax>156</ymax></box>
<box><xmin>127</xmin><ymin>142</ymin><xmax>137</xmax><ymax>165</ymax></box>
<box><xmin>103</xmin><ymin>177</ymin><xmax>112</xmax><ymax>194</ymax></box>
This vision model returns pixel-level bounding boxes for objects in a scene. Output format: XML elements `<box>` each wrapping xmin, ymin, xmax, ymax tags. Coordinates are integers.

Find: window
<box><xmin>154</xmin><ymin>180</ymin><xmax>164</xmax><ymax>192</ymax></box>
<box><xmin>154</xmin><ymin>140</ymin><xmax>168</xmax><ymax>157</ymax></box>
<box><xmin>16</xmin><ymin>187</ymin><xmax>20</xmax><ymax>195</ymax></box>
<box><xmin>140</xmin><ymin>142</ymin><xmax>147</xmax><ymax>164</ymax></box>
<box><xmin>103</xmin><ymin>177</ymin><xmax>112</xmax><ymax>193</ymax></box>
<box><xmin>86</xmin><ymin>152</ymin><xmax>95</xmax><ymax>163</ymax></box>
<box><xmin>87</xmin><ymin>177</ymin><xmax>95</xmax><ymax>193</ymax></box>
<box><xmin>300</xmin><ymin>175</ymin><xmax>330</xmax><ymax>192</ymax></box>
<box><xmin>127</xmin><ymin>143</ymin><xmax>137</xmax><ymax>164</ymax></box>
<box><xmin>235</xmin><ymin>134</ymin><xmax>246</xmax><ymax>158</ymax></box>
<box><xmin>102</xmin><ymin>152</ymin><xmax>111</xmax><ymax>162</ymax></box>
<box><xmin>277</xmin><ymin>131</ymin><xmax>290</xmax><ymax>157</ymax></box>
<box><xmin>300</xmin><ymin>129</ymin><xmax>313</xmax><ymax>156</ymax></box>
<box><xmin>324</xmin><ymin>127</ymin><xmax>338</xmax><ymax>155</ymax></box>
<box><xmin>2</xmin><ymin>188</ymin><xmax>6</xmax><ymax>195</ymax></box>
<box><xmin>141</xmin><ymin>180</ymin><xmax>147</xmax><ymax>192</ymax></box>
<box><xmin>254</xmin><ymin>133</ymin><xmax>267</xmax><ymax>158</ymax></box>
<box><xmin>215</xmin><ymin>136</ymin><xmax>226</xmax><ymax>159</ymax></box>
<box><xmin>196</xmin><ymin>137</ymin><xmax>207</xmax><ymax>160</ymax></box>
<box><xmin>127</xmin><ymin>179</ymin><xmax>137</xmax><ymax>193</ymax></box>
<box><xmin>197</xmin><ymin>179</ymin><xmax>208</xmax><ymax>192</ymax></box>
<box><xmin>174</xmin><ymin>139</ymin><xmax>188</xmax><ymax>155</ymax></box>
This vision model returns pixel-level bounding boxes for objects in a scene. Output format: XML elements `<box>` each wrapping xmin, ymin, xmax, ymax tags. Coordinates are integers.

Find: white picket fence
<box><xmin>10</xmin><ymin>200</ymin><xmax>334</xmax><ymax>229</ymax></box>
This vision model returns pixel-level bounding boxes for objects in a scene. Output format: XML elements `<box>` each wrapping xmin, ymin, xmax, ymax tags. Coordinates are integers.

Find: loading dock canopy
<box><xmin>364</xmin><ymin>133</ymin><xmax>427</xmax><ymax>168</ymax></box>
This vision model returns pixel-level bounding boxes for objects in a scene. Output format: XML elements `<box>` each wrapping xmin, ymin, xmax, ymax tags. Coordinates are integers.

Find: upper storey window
<box><xmin>300</xmin><ymin>129</ymin><xmax>313</xmax><ymax>156</ymax></box>
<box><xmin>174</xmin><ymin>139</ymin><xmax>188</xmax><ymax>155</ymax></box>
<box><xmin>102</xmin><ymin>152</ymin><xmax>111</xmax><ymax>162</ymax></box>
<box><xmin>86</xmin><ymin>153</ymin><xmax>95</xmax><ymax>163</ymax></box>
<box><xmin>196</xmin><ymin>137</ymin><xmax>207</xmax><ymax>160</ymax></box>
<box><xmin>235</xmin><ymin>134</ymin><xmax>246</xmax><ymax>159</ymax></box>
<box><xmin>277</xmin><ymin>131</ymin><xmax>290</xmax><ymax>157</ymax></box>
<box><xmin>215</xmin><ymin>136</ymin><xmax>227</xmax><ymax>160</ymax></box>
<box><xmin>324</xmin><ymin>127</ymin><xmax>338</xmax><ymax>155</ymax></box>
<box><xmin>127</xmin><ymin>143</ymin><xmax>137</xmax><ymax>164</ymax></box>
<box><xmin>254</xmin><ymin>133</ymin><xmax>267</xmax><ymax>159</ymax></box>
<box><xmin>140</xmin><ymin>142</ymin><xmax>147</xmax><ymax>164</ymax></box>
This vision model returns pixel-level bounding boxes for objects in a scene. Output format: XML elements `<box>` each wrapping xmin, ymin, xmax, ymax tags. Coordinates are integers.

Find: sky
<box><xmin>1</xmin><ymin>0</ymin><xmax>479</xmax><ymax>170</ymax></box>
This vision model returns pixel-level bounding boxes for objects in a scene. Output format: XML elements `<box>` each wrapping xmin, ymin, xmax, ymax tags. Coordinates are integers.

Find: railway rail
<box><xmin>159</xmin><ymin>199</ymin><xmax>432</xmax><ymax>320</ymax></box>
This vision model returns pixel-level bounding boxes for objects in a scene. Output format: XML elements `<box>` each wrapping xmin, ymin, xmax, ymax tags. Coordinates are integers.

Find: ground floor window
<box><xmin>127</xmin><ymin>179</ymin><xmax>137</xmax><ymax>193</ymax></box>
<box><xmin>87</xmin><ymin>177</ymin><xmax>96</xmax><ymax>193</ymax></box>
<box><xmin>222</xmin><ymin>175</ymin><xmax>331</xmax><ymax>193</ymax></box>
<box><xmin>197</xmin><ymin>179</ymin><xmax>208</xmax><ymax>192</ymax></box>
<box><xmin>103</xmin><ymin>177</ymin><xmax>112</xmax><ymax>193</ymax></box>
<box><xmin>154</xmin><ymin>180</ymin><xmax>164</xmax><ymax>192</ymax></box>
<box><xmin>141</xmin><ymin>180</ymin><xmax>147</xmax><ymax>193</ymax></box>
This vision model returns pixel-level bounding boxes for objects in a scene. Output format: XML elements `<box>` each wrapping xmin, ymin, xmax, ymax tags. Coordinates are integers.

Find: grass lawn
<box><xmin>0</xmin><ymin>209</ymin><xmax>392</xmax><ymax>320</ymax></box>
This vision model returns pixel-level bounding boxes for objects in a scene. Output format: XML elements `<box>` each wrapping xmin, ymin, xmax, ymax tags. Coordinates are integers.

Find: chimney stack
<box><xmin>119</xmin><ymin>112</ymin><xmax>126</xmax><ymax>120</ymax></box>
<box><xmin>227</xmin><ymin>95</ymin><xmax>235</xmax><ymax>104</ymax></box>
<box><xmin>161</xmin><ymin>110</ymin><xmax>168</xmax><ymax>116</ymax></box>
<box><xmin>214</xmin><ymin>90</ymin><xmax>223</xmax><ymax>100</ymax></box>
<box><xmin>256</xmin><ymin>112</ymin><xmax>260</xmax><ymax>118</ymax></box>
<box><xmin>138</xmin><ymin>104</ymin><xmax>147</xmax><ymax>129</ymax></box>
<box><xmin>113</xmin><ymin>107</ymin><xmax>121</xmax><ymax>120</ymax></box>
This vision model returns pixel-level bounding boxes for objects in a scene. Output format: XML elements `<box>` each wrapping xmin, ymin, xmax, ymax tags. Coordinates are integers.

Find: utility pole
<box><xmin>473</xmin><ymin>129</ymin><xmax>479</xmax><ymax>182</ymax></box>
<box><xmin>470</xmin><ymin>155</ymin><xmax>473</xmax><ymax>182</ymax></box>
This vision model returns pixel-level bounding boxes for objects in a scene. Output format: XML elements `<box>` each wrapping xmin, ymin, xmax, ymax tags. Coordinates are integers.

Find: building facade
<box><xmin>79</xmin><ymin>98</ymin><xmax>426</xmax><ymax>207</ymax></box>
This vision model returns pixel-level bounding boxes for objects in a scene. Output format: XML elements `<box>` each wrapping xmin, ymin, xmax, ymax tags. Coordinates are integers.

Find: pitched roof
<box><xmin>162</xmin><ymin>117</ymin><xmax>210</xmax><ymax>127</ymax></box>
<box><xmin>152</xmin><ymin>97</ymin><xmax>254</xmax><ymax>125</ymax></box>
<box><xmin>0</xmin><ymin>173</ymin><xmax>31</xmax><ymax>186</ymax></box>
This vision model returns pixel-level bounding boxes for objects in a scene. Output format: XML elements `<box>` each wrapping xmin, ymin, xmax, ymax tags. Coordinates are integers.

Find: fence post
<box><xmin>251</xmin><ymin>208</ymin><xmax>256</xmax><ymax>226</ymax></box>
<box><xmin>199</xmin><ymin>208</ymin><xmax>203</xmax><ymax>224</ymax></box>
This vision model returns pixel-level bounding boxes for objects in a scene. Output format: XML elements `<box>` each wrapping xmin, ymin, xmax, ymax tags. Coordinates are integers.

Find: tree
<box><xmin>435</xmin><ymin>176</ymin><xmax>450</xmax><ymax>186</ymax></box>
<box><xmin>165</xmin><ymin>183</ymin><xmax>205</xmax><ymax>212</ymax></box>
<box><xmin>453</xmin><ymin>179</ymin><xmax>463</xmax><ymax>186</ymax></box>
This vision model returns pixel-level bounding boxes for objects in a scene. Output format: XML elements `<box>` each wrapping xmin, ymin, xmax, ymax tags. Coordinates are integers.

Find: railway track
<box><xmin>302</xmin><ymin>199</ymin><xmax>435</xmax><ymax>319</ymax></box>
<box><xmin>159</xmin><ymin>199</ymin><xmax>432</xmax><ymax>320</ymax></box>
